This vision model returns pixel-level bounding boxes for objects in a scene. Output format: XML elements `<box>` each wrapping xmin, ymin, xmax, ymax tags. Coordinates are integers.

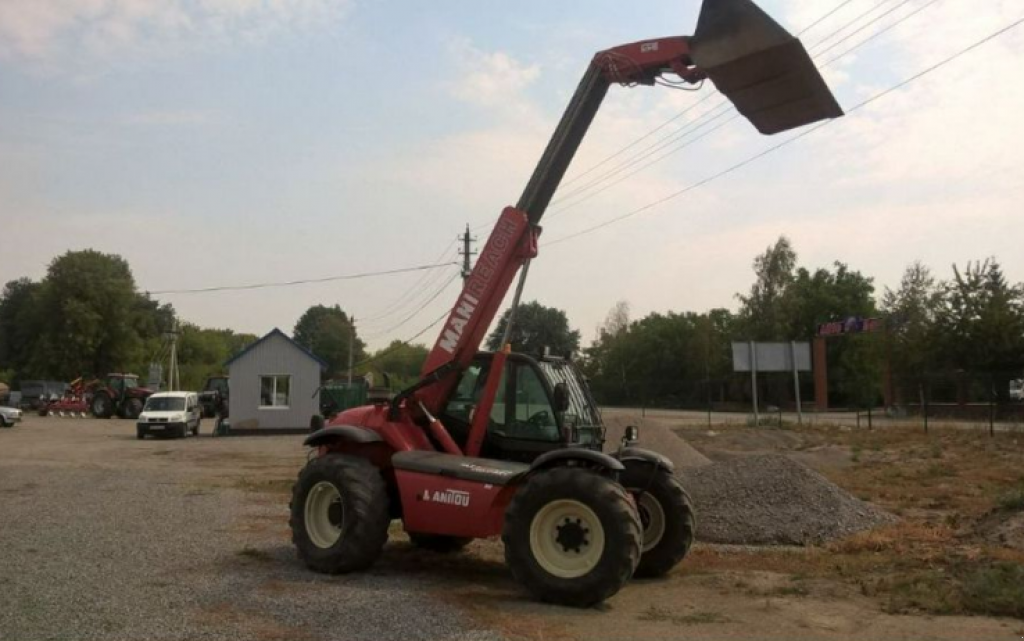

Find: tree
<box><xmin>358</xmin><ymin>341</ymin><xmax>429</xmax><ymax>389</ymax></box>
<box><xmin>882</xmin><ymin>261</ymin><xmax>941</xmax><ymax>383</ymax></box>
<box><xmin>602</xmin><ymin>301</ymin><xmax>631</xmax><ymax>338</ymax></box>
<box><xmin>737</xmin><ymin>236</ymin><xmax>797</xmax><ymax>340</ymax></box>
<box><xmin>28</xmin><ymin>251</ymin><xmax>153</xmax><ymax>380</ymax></box>
<box><xmin>0</xmin><ymin>278</ymin><xmax>43</xmax><ymax>381</ymax></box>
<box><xmin>293</xmin><ymin>305</ymin><xmax>365</xmax><ymax>379</ymax></box>
<box><xmin>486</xmin><ymin>301</ymin><xmax>581</xmax><ymax>357</ymax></box>
<box><xmin>177</xmin><ymin>325</ymin><xmax>257</xmax><ymax>390</ymax></box>
<box><xmin>933</xmin><ymin>259</ymin><xmax>1024</xmax><ymax>401</ymax></box>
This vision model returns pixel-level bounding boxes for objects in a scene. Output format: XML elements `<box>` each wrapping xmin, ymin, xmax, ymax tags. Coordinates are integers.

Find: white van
<box><xmin>137</xmin><ymin>392</ymin><xmax>201</xmax><ymax>439</ymax></box>
<box><xmin>1011</xmin><ymin>379</ymin><xmax>1024</xmax><ymax>402</ymax></box>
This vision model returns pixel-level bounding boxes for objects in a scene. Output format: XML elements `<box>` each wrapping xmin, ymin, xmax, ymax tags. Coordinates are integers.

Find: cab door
<box><xmin>441</xmin><ymin>355</ymin><xmax>563</xmax><ymax>462</ymax></box>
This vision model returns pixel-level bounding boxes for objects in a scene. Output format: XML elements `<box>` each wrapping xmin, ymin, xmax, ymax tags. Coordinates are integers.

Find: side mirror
<box><xmin>622</xmin><ymin>425</ymin><xmax>639</xmax><ymax>447</ymax></box>
<box><xmin>552</xmin><ymin>383</ymin><xmax>570</xmax><ymax>413</ymax></box>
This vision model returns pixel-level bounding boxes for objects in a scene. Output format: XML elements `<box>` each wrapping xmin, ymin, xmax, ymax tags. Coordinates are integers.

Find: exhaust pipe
<box><xmin>690</xmin><ymin>0</ymin><xmax>843</xmax><ymax>134</ymax></box>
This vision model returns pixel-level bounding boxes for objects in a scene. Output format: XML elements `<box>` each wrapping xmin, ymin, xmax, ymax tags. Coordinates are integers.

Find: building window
<box><xmin>259</xmin><ymin>375</ymin><xmax>291</xmax><ymax>408</ymax></box>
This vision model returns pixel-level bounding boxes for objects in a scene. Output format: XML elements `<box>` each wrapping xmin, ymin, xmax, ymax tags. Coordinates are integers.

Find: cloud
<box><xmin>0</xmin><ymin>0</ymin><xmax>351</xmax><ymax>69</ymax></box>
<box><xmin>448</xmin><ymin>40</ymin><xmax>541</xmax><ymax>109</ymax></box>
<box><xmin>123</xmin><ymin>109</ymin><xmax>217</xmax><ymax>126</ymax></box>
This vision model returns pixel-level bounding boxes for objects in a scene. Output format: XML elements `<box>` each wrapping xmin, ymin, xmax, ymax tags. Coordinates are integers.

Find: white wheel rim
<box><xmin>637</xmin><ymin>492</ymin><xmax>667</xmax><ymax>553</ymax></box>
<box><xmin>529</xmin><ymin>499</ymin><xmax>605</xmax><ymax>579</ymax></box>
<box><xmin>305</xmin><ymin>481</ymin><xmax>343</xmax><ymax>549</ymax></box>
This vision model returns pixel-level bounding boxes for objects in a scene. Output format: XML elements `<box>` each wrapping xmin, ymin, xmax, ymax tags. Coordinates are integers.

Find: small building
<box><xmin>225</xmin><ymin>328</ymin><xmax>327</xmax><ymax>432</ymax></box>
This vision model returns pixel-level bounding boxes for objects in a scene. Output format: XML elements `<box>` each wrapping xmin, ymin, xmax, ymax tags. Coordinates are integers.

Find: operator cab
<box><xmin>440</xmin><ymin>352</ymin><xmax>605</xmax><ymax>463</ymax></box>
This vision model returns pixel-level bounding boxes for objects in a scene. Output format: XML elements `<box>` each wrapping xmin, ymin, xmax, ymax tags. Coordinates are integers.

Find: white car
<box><xmin>0</xmin><ymin>405</ymin><xmax>22</xmax><ymax>428</ymax></box>
<box><xmin>1011</xmin><ymin>379</ymin><xmax>1024</xmax><ymax>402</ymax></box>
<box><xmin>136</xmin><ymin>392</ymin><xmax>201</xmax><ymax>439</ymax></box>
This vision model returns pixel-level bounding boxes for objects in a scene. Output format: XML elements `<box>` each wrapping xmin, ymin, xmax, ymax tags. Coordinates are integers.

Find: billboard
<box><xmin>817</xmin><ymin>316</ymin><xmax>883</xmax><ymax>337</ymax></box>
<box><xmin>732</xmin><ymin>341</ymin><xmax>811</xmax><ymax>373</ymax></box>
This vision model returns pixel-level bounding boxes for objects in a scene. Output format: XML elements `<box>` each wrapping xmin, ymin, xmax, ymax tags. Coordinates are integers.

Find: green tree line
<box><xmin>581</xmin><ymin>238</ymin><xmax>1024</xmax><ymax>409</ymax></box>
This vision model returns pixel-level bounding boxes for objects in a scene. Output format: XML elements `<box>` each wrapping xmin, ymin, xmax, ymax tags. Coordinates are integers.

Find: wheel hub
<box><xmin>327</xmin><ymin>501</ymin><xmax>344</xmax><ymax>527</ymax></box>
<box><xmin>529</xmin><ymin>499</ymin><xmax>606</xmax><ymax>579</ymax></box>
<box><xmin>305</xmin><ymin>481</ymin><xmax>344</xmax><ymax>549</ymax></box>
<box><xmin>555</xmin><ymin>518</ymin><xmax>589</xmax><ymax>553</ymax></box>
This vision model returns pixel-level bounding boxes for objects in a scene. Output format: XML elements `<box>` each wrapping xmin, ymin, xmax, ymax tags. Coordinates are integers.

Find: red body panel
<box><xmin>329</xmin><ymin>404</ymin><xmax>434</xmax><ymax>453</ymax></box>
<box><xmin>594</xmin><ymin>36</ymin><xmax>697</xmax><ymax>84</ymax></box>
<box><xmin>396</xmin><ymin>470</ymin><xmax>516</xmax><ymax>539</ymax></box>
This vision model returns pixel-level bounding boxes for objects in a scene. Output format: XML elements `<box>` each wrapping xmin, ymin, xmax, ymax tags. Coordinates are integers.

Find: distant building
<box><xmin>225</xmin><ymin>328</ymin><xmax>327</xmax><ymax>432</ymax></box>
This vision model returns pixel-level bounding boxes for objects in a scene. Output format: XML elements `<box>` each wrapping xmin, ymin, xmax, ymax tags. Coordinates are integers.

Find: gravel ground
<box><xmin>603</xmin><ymin>414</ymin><xmax>712</xmax><ymax>469</ymax></box>
<box><xmin>680</xmin><ymin>454</ymin><xmax>897</xmax><ymax>545</ymax></box>
<box><xmin>0</xmin><ymin>418</ymin><xmax>504</xmax><ymax>641</ymax></box>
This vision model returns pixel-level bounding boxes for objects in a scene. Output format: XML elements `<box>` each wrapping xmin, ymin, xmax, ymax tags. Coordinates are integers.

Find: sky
<box><xmin>1</xmin><ymin>0</ymin><xmax>1022</xmax><ymax>351</ymax></box>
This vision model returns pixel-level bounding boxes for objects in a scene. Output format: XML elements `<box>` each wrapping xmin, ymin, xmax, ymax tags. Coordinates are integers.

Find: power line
<box><xmin>147</xmin><ymin>261</ymin><xmax>458</xmax><ymax>295</ymax></box>
<box><xmin>357</xmin><ymin>240</ymin><xmax>459</xmax><ymax>323</ymax></box>
<box><xmin>364</xmin><ymin>270</ymin><xmax>461</xmax><ymax>339</ymax></box>
<box><xmin>545</xmin><ymin>14</ymin><xmax>1024</xmax><ymax>247</ymax></box>
<box><xmin>820</xmin><ymin>0</ymin><xmax>945</xmax><ymax>67</ymax></box>
<box><xmin>353</xmin><ymin>308</ymin><xmax>450</xmax><ymax>370</ymax></box>
<box><xmin>357</xmin><ymin>249</ymin><xmax>460</xmax><ymax>329</ymax></box>
<box><xmin>796</xmin><ymin>0</ymin><xmax>861</xmax><ymax>36</ymax></box>
<box><xmin>811</xmin><ymin>0</ymin><xmax>920</xmax><ymax>59</ymax></box>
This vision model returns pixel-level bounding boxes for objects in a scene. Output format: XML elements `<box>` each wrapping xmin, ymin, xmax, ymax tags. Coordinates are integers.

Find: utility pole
<box><xmin>459</xmin><ymin>224</ymin><xmax>477</xmax><ymax>281</ymax></box>
<box><xmin>347</xmin><ymin>316</ymin><xmax>355</xmax><ymax>386</ymax></box>
<box><xmin>166</xmin><ymin>321</ymin><xmax>180</xmax><ymax>392</ymax></box>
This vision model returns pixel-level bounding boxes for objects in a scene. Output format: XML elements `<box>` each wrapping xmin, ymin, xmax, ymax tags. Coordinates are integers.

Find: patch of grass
<box><xmin>922</xmin><ymin>462</ymin><xmax>957</xmax><ymax>478</ymax></box>
<box><xmin>236</xmin><ymin>546</ymin><xmax>274</xmax><ymax>562</ymax></box>
<box><xmin>881</xmin><ymin>571</ymin><xmax>961</xmax><ymax>615</ymax></box>
<box><xmin>638</xmin><ymin>606</ymin><xmax>729</xmax><ymax>625</ymax></box>
<box><xmin>772</xmin><ymin>584</ymin><xmax>811</xmax><ymax>597</ymax></box>
<box><xmin>960</xmin><ymin>562</ymin><xmax>1024</xmax><ymax>618</ymax></box>
<box><xmin>996</xmin><ymin>486</ymin><xmax>1024</xmax><ymax>511</ymax></box>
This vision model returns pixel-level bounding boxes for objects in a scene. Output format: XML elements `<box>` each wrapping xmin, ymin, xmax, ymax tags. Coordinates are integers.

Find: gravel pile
<box><xmin>680</xmin><ymin>454</ymin><xmax>897</xmax><ymax>545</ymax></box>
<box><xmin>603</xmin><ymin>416</ymin><xmax>712</xmax><ymax>469</ymax></box>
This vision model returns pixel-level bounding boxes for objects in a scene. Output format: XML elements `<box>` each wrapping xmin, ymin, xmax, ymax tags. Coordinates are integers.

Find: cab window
<box><xmin>442</xmin><ymin>362</ymin><xmax>506</xmax><ymax>429</ymax></box>
<box><xmin>501</xmin><ymin>364</ymin><xmax>558</xmax><ymax>441</ymax></box>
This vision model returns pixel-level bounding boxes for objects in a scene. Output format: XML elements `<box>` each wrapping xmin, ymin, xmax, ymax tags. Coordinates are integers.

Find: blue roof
<box><xmin>224</xmin><ymin>328</ymin><xmax>328</xmax><ymax>370</ymax></box>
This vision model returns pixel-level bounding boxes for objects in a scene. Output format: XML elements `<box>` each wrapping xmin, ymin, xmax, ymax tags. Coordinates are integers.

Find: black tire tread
<box><xmin>621</xmin><ymin>465</ymin><xmax>696</xmax><ymax>579</ymax></box>
<box><xmin>289</xmin><ymin>454</ymin><xmax>390</xmax><ymax>574</ymax></box>
<box><xmin>502</xmin><ymin>467</ymin><xmax>641</xmax><ymax>607</ymax></box>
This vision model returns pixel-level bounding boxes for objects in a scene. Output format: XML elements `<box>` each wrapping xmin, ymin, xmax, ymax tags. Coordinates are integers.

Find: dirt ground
<box><xmin>2</xmin><ymin>413</ymin><xmax>1023</xmax><ymax>640</ymax></box>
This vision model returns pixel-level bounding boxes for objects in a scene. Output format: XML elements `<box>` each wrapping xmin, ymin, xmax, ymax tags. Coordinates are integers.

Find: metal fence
<box><xmin>592</xmin><ymin>370</ymin><xmax>1024</xmax><ymax>434</ymax></box>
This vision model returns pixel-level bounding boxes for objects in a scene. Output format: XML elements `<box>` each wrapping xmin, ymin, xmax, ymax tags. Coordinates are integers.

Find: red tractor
<box><xmin>290</xmin><ymin>0</ymin><xmax>842</xmax><ymax>606</ymax></box>
<box><xmin>90</xmin><ymin>373</ymin><xmax>154</xmax><ymax>419</ymax></box>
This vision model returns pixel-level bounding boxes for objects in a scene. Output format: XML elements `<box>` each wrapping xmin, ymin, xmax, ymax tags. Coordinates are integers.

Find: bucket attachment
<box><xmin>690</xmin><ymin>0</ymin><xmax>843</xmax><ymax>135</ymax></box>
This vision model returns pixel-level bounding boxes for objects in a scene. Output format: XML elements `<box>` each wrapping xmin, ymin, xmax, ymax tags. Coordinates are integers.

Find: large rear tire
<box><xmin>91</xmin><ymin>393</ymin><xmax>114</xmax><ymax>419</ymax></box>
<box><xmin>123</xmin><ymin>397</ymin><xmax>143</xmax><ymax>420</ymax></box>
<box><xmin>620</xmin><ymin>464</ymin><xmax>696</xmax><ymax>578</ymax></box>
<box><xmin>408</xmin><ymin>533</ymin><xmax>472</xmax><ymax>554</ymax></box>
<box><xmin>502</xmin><ymin>467</ymin><xmax>641</xmax><ymax>607</ymax></box>
<box><xmin>290</xmin><ymin>454</ymin><xmax>390</xmax><ymax>574</ymax></box>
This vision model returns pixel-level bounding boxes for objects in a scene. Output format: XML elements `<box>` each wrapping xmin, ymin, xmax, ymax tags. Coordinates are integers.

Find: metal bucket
<box><xmin>690</xmin><ymin>0</ymin><xmax>843</xmax><ymax>135</ymax></box>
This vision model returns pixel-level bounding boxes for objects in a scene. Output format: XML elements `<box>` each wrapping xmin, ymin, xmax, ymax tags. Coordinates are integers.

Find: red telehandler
<box><xmin>290</xmin><ymin>0</ymin><xmax>842</xmax><ymax>606</ymax></box>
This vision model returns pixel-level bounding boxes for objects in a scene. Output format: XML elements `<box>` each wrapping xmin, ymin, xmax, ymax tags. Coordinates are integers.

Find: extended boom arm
<box><xmin>415</xmin><ymin>0</ymin><xmax>842</xmax><ymax>418</ymax></box>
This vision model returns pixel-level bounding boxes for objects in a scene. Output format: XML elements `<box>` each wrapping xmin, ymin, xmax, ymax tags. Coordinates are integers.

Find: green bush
<box><xmin>960</xmin><ymin>563</ymin><xmax>1024</xmax><ymax>618</ymax></box>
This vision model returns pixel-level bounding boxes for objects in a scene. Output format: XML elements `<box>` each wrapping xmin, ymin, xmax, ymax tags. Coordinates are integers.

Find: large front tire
<box><xmin>503</xmin><ymin>467</ymin><xmax>641</xmax><ymax>607</ymax></box>
<box><xmin>290</xmin><ymin>454</ymin><xmax>390</xmax><ymax>574</ymax></box>
<box><xmin>91</xmin><ymin>393</ymin><xmax>114</xmax><ymax>419</ymax></box>
<box><xmin>621</xmin><ymin>464</ymin><xmax>696</xmax><ymax>579</ymax></box>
